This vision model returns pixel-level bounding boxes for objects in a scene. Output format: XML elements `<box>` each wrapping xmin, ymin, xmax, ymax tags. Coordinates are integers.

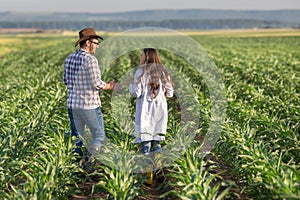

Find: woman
<box><xmin>129</xmin><ymin>48</ymin><xmax>174</xmax><ymax>156</ymax></box>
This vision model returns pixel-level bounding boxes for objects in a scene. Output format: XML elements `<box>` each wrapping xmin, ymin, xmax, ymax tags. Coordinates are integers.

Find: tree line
<box><xmin>0</xmin><ymin>19</ymin><xmax>298</xmax><ymax>31</ymax></box>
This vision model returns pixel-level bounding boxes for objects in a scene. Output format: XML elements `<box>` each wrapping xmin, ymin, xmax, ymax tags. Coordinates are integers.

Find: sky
<box><xmin>1</xmin><ymin>0</ymin><xmax>300</xmax><ymax>13</ymax></box>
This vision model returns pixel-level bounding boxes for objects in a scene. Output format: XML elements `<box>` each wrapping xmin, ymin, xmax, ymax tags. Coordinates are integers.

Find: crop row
<box><xmin>0</xmin><ymin>34</ymin><xmax>299</xmax><ymax>199</ymax></box>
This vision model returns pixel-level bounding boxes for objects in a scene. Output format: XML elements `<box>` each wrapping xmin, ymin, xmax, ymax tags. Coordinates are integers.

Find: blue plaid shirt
<box><xmin>63</xmin><ymin>49</ymin><xmax>106</xmax><ymax>109</ymax></box>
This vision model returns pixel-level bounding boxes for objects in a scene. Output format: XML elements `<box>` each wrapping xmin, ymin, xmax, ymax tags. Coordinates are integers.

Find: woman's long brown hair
<box><xmin>138</xmin><ymin>48</ymin><xmax>173</xmax><ymax>98</ymax></box>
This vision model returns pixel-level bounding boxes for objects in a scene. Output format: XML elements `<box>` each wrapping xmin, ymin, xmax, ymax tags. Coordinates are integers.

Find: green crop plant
<box><xmin>0</xmin><ymin>31</ymin><xmax>299</xmax><ymax>199</ymax></box>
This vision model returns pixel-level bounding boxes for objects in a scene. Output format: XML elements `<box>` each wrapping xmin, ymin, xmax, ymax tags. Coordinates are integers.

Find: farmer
<box><xmin>63</xmin><ymin>27</ymin><xmax>115</xmax><ymax>156</ymax></box>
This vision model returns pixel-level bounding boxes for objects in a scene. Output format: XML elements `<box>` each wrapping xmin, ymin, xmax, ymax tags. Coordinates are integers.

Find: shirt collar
<box><xmin>80</xmin><ymin>48</ymin><xmax>89</xmax><ymax>53</ymax></box>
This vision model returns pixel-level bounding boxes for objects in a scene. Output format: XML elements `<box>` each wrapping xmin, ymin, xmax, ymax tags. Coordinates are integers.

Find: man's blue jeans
<box><xmin>68</xmin><ymin>109</ymin><xmax>83</xmax><ymax>155</ymax></box>
<box><xmin>68</xmin><ymin>107</ymin><xmax>105</xmax><ymax>155</ymax></box>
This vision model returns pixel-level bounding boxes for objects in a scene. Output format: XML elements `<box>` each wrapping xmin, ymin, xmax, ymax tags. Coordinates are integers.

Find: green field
<box><xmin>0</xmin><ymin>29</ymin><xmax>299</xmax><ymax>199</ymax></box>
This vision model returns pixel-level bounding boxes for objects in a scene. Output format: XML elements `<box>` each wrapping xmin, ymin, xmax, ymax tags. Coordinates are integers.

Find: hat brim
<box><xmin>75</xmin><ymin>35</ymin><xmax>103</xmax><ymax>47</ymax></box>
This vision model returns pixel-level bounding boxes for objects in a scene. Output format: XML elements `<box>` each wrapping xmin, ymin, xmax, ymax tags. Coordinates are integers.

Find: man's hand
<box><xmin>106</xmin><ymin>80</ymin><xmax>116</xmax><ymax>90</ymax></box>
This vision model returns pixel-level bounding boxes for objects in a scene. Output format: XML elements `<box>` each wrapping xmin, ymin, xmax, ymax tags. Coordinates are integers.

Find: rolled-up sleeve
<box><xmin>165</xmin><ymin>78</ymin><xmax>174</xmax><ymax>98</ymax></box>
<box><xmin>129</xmin><ymin>80</ymin><xmax>142</xmax><ymax>98</ymax></box>
<box><xmin>129</xmin><ymin>69</ymin><xmax>143</xmax><ymax>98</ymax></box>
<box><xmin>88</xmin><ymin>56</ymin><xmax>106</xmax><ymax>90</ymax></box>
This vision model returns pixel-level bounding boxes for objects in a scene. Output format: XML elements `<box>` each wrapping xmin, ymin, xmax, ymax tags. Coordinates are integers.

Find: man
<box><xmin>63</xmin><ymin>27</ymin><xmax>115</xmax><ymax>156</ymax></box>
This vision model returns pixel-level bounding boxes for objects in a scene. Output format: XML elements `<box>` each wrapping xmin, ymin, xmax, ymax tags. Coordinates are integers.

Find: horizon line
<box><xmin>1</xmin><ymin>8</ymin><xmax>300</xmax><ymax>14</ymax></box>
